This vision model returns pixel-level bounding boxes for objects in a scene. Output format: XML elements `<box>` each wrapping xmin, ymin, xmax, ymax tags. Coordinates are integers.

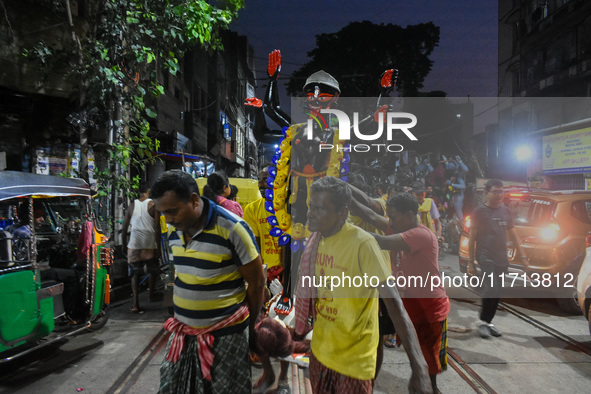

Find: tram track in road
<box><xmin>447</xmin><ymin>348</ymin><xmax>498</xmax><ymax>394</ymax></box>
<box><xmin>106</xmin><ymin>328</ymin><xmax>170</xmax><ymax>394</ymax></box>
<box><xmin>443</xmin><ymin>283</ymin><xmax>591</xmax><ymax>393</ymax></box>
<box><xmin>496</xmin><ymin>300</ymin><xmax>591</xmax><ymax>358</ymax></box>
<box><xmin>459</xmin><ymin>284</ymin><xmax>591</xmax><ymax>358</ymax></box>
<box><xmin>99</xmin><ymin>280</ymin><xmax>590</xmax><ymax>394</ymax></box>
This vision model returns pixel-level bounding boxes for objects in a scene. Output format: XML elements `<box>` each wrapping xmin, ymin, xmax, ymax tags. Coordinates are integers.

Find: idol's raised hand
<box><xmin>380</xmin><ymin>68</ymin><xmax>399</xmax><ymax>93</ymax></box>
<box><xmin>244</xmin><ymin>97</ymin><xmax>263</xmax><ymax>108</ymax></box>
<box><xmin>268</xmin><ymin>49</ymin><xmax>281</xmax><ymax>79</ymax></box>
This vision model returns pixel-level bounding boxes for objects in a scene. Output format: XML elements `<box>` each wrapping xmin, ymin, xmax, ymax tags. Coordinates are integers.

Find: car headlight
<box><xmin>461</xmin><ymin>237</ymin><xmax>469</xmax><ymax>248</ymax></box>
<box><xmin>539</xmin><ymin>222</ymin><xmax>560</xmax><ymax>242</ymax></box>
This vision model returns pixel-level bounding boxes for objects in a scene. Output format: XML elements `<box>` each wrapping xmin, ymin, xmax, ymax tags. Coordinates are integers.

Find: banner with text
<box><xmin>543</xmin><ymin>127</ymin><xmax>591</xmax><ymax>175</ymax></box>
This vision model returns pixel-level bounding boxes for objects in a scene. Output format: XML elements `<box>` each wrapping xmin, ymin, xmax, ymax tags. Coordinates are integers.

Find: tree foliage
<box><xmin>18</xmin><ymin>0</ymin><xmax>244</xmax><ymax>196</ymax></box>
<box><xmin>287</xmin><ymin>21</ymin><xmax>440</xmax><ymax>97</ymax></box>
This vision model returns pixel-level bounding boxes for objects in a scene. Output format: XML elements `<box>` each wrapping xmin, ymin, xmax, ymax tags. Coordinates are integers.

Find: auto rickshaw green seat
<box><xmin>0</xmin><ymin>171</ymin><xmax>109</xmax><ymax>361</ymax></box>
<box><xmin>0</xmin><ymin>270</ymin><xmax>54</xmax><ymax>352</ymax></box>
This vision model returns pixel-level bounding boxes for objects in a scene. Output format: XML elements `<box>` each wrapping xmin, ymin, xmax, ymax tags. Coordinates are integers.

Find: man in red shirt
<box><xmin>351</xmin><ymin>192</ymin><xmax>450</xmax><ymax>394</ymax></box>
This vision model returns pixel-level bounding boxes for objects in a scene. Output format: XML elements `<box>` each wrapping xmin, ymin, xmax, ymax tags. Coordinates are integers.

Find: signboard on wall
<box><xmin>543</xmin><ymin>127</ymin><xmax>591</xmax><ymax>175</ymax></box>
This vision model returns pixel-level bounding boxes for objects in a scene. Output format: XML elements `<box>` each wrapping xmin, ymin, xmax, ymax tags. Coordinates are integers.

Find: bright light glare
<box><xmin>460</xmin><ymin>237</ymin><xmax>469</xmax><ymax>248</ymax></box>
<box><xmin>464</xmin><ymin>215</ymin><xmax>471</xmax><ymax>230</ymax></box>
<box><xmin>515</xmin><ymin>145</ymin><xmax>533</xmax><ymax>161</ymax></box>
<box><xmin>540</xmin><ymin>222</ymin><xmax>560</xmax><ymax>241</ymax></box>
<box><xmin>274</xmin><ymin>144</ymin><xmax>279</xmax><ymax>148</ymax></box>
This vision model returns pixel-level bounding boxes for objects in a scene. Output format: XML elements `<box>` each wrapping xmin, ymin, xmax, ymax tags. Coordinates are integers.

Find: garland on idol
<box><xmin>263</xmin><ymin>122</ymin><xmax>351</xmax><ymax>251</ymax></box>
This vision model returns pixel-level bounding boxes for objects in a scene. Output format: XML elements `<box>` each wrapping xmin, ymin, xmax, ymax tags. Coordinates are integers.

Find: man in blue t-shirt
<box><xmin>467</xmin><ymin>179</ymin><xmax>526</xmax><ymax>338</ymax></box>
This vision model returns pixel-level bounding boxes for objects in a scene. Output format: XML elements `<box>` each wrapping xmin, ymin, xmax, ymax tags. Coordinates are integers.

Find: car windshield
<box><xmin>505</xmin><ymin>197</ymin><xmax>556</xmax><ymax>226</ymax></box>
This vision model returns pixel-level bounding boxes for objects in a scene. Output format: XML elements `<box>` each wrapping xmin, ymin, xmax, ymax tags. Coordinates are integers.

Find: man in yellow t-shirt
<box><xmin>244</xmin><ymin>165</ymin><xmax>290</xmax><ymax>394</ymax></box>
<box><xmin>346</xmin><ymin>174</ymin><xmax>388</xmax><ymax>235</ymax></box>
<box><xmin>243</xmin><ymin>166</ymin><xmax>282</xmax><ymax>280</ymax></box>
<box><xmin>412</xmin><ymin>183</ymin><xmax>443</xmax><ymax>242</ymax></box>
<box><xmin>346</xmin><ymin>176</ymin><xmax>397</xmax><ymax>354</ymax></box>
<box><xmin>376</xmin><ymin>183</ymin><xmax>389</xmax><ymax>203</ymax></box>
<box><xmin>302</xmin><ymin>176</ymin><xmax>430</xmax><ymax>393</ymax></box>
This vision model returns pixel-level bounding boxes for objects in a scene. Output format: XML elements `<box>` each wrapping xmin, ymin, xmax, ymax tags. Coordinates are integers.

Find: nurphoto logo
<box><xmin>306</xmin><ymin>108</ymin><xmax>418</xmax><ymax>153</ymax></box>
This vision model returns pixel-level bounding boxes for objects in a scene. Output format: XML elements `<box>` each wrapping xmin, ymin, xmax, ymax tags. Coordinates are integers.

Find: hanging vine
<box><xmin>15</xmin><ymin>0</ymin><xmax>244</xmax><ymax>197</ymax></box>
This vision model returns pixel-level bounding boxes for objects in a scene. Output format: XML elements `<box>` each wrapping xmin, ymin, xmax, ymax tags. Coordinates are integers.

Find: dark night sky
<box><xmin>231</xmin><ymin>1</ymin><xmax>498</xmax><ymax>100</ymax></box>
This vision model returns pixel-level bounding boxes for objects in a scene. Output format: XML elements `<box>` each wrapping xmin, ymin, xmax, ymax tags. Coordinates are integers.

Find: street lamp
<box><xmin>515</xmin><ymin>145</ymin><xmax>533</xmax><ymax>161</ymax></box>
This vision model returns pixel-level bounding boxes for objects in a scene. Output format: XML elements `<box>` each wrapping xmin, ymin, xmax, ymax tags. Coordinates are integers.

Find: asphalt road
<box><xmin>1</xmin><ymin>252</ymin><xmax>591</xmax><ymax>393</ymax></box>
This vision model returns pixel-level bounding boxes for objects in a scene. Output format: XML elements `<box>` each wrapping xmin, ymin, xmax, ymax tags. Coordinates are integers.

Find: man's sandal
<box><xmin>384</xmin><ymin>337</ymin><xmax>396</xmax><ymax>348</ymax></box>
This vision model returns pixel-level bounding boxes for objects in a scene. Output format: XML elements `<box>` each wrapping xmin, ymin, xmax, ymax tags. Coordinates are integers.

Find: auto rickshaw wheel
<box><xmin>87</xmin><ymin>305</ymin><xmax>111</xmax><ymax>331</ymax></box>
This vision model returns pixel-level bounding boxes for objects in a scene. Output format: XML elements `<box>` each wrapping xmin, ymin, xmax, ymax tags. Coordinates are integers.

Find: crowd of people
<box><xmin>382</xmin><ymin>153</ymin><xmax>478</xmax><ymax>256</ymax></box>
<box><xmin>148</xmin><ymin>169</ymin><xmax>437</xmax><ymax>393</ymax></box>
<box><xmin>138</xmin><ymin>165</ymin><xmax>463</xmax><ymax>391</ymax></box>
<box><xmin>393</xmin><ymin>154</ymin><xmax>475</xmax><ymax>223</ymax></box>
<box><xmin>122</xmin><ymin>130</ymin><xmax>514</xmax><ymax>394</ymax></box>
<box><xmin>142</xmin><ymin>166</ymin><xmax>517</xmax><ymax>394</ymax></box>
<box><xmin>123</xmin><ymin>58</ymin><xmax>510</xmax><ymax>394</ymax></box>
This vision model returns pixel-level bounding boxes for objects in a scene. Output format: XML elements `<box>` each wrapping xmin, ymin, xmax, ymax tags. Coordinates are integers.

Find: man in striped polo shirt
<box><xmin>151</xmin><ymin>170</ymin><xmax>265</xmax><ymax>394</ymax></box>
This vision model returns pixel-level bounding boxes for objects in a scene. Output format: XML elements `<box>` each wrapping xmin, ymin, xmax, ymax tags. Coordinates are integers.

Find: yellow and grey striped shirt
<box><xmin>167</xmin><ymin>198</ymin><xmax>259</xmax><ymax>335</ymax></box>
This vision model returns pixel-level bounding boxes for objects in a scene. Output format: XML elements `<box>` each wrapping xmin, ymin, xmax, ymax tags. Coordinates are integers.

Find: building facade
<box><xmin>0</xmin><ymin>1</ymin><xmax>259</xmax><ymax>243</ymax></box>
<box><xmin>497</xmin><ymin>0</ymin><xmax>591</xmax><ymax>189</ymax></box>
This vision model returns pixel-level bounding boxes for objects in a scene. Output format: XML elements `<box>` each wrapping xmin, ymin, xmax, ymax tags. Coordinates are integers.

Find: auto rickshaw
<box><xmin>0</xmin><ymin>171</ymin><xmax>112</xmax><ymax>363</ymax></box>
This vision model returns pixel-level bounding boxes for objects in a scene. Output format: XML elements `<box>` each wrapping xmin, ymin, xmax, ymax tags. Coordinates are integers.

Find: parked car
<box><xmin>577</xmin><ymin>232</ymin><xmax>591</xmax><ymax>334</ymax></box>
<box><xmin>459</xmin><ymin>189</ymin><xmax>591</xmax><ymax>314</ymax></box>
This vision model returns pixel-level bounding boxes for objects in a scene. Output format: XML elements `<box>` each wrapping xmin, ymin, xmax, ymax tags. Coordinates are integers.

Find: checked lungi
<box><xmin>309</xmin><ymin>352</ymin><xmax>374</xmax><ymax>394</ymax></box>
<box><xmin>158</xmin><ymin>328</ymin><xmax>250</xmax><ymax>394</ymax></box>
<box><xmin>394</xmin><ymin>318</ymin><xmax>448</xmax><ymax>376</ymax></box>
